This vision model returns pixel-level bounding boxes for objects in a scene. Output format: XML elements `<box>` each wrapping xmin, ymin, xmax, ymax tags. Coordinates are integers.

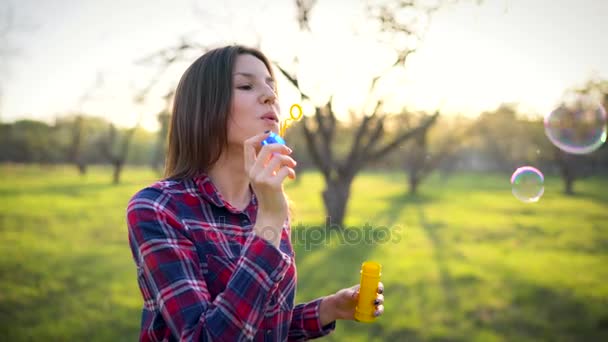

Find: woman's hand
<box><xmin>319</xmin><ymin>282</ymin><xmax>384</xmax><ymax>325</ymax></box>
<box><xmin>244</xmin><ymin>132</ymin><xmax>297</xmax><ymax>247</ymax></box>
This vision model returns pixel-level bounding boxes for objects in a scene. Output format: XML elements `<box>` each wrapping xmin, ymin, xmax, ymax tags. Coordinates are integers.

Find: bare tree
<box><xmin>66</xmin><ymin>72</ymin><xmax>105</xmax><ymax>175</ymax></box>
<box><xmin>403</xmin><ymin>114</ymin><xmax>467</xmax><ymax>195</ymax></box>
<box><xmin>277</xmin><ymin>63</ymin><xmax>438</xmax><ymax>226</ymax></box>
<box><xmin>295</xmin><ymin>0</ymin><xmax>317</xmax><ymax>32</ymax></box>
<box><xmin>272</xmin><ymin>0</ymin><xmax>453</xmax><ymax>227</ymax></box>
<box><xmin>98</xmin><ymin>122</ymin><xmax>135</xmax><ymax>184</ymax></box>
<box><xmin>96</xmin><ymin>38</ymin><xmax>208</xmax><ymax>185</ymax></box>
<box><xmin>67</xmin><ymin>115</ymin><xmax>88</xmax><ymax>175</ymax></box>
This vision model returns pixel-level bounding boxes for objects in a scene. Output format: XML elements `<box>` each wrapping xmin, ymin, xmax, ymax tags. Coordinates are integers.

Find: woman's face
<box><xmin>227</xmin><ymin>53</ymin><xmax>280</xmax><ymax>147</ymax></box>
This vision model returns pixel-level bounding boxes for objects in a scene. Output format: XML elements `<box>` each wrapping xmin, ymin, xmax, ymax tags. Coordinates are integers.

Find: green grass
<box><xmin>1</xmin><ymin>164</ymin><xmax>607</xmax><ymax>341</ymax></box>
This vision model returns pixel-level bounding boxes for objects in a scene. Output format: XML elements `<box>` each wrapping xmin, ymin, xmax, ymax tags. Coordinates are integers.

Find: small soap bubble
<box><xmin>511</xmin><ymin>166</ymin><xmax>544</xmax><ymax>203</ymax></box>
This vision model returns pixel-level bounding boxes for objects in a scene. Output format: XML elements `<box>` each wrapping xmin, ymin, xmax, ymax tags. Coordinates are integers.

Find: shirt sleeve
<box><xmin>127</xmin><ymin>188</ymin><xmax>292</xmax><ymax>341</ymax></box>
<box><xmin>288</xmin><ymin>298</ymin><xmax>337</xmax><ymax>341</ymax></box>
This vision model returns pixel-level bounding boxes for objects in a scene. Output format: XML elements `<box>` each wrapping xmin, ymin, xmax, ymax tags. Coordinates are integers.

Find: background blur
<box><xmin>1</xmin><ymin>0</ymin><xmax>607</xmax><ymax>341</ymax></box>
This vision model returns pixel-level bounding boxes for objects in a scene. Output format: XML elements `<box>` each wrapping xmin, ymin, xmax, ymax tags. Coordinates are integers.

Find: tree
<box><xmin>0</xmin><ymin>119</ymin><xmax>57</xmax><ymax>163</ymax></box>
<box><xmin>63</xmin><ymin>72</ymin><xmax>105</xmax><ymax>175</ymax></box>
<box><xmin>67</xmin><ymin>115</ymin><xmax>88</xmax><ymax>174</ymax></box>
<box><xmin>548</xmin><ymin>88</ymin><xmax>607</xmax><ymax>195</ymax></box>
<box><xmin>272</xmin><ymin>0</ymin><xmax>455</xmax><ymax>227</ymax></box>
<box><xmin>98</xmin><ymin>123</ymin><xmax>137</xmax><ymax>184</ymax></box>
<box><xmin>402</xmin><ymin>113</ymin><xmax>468</xmax><ymax>195</ymax></box>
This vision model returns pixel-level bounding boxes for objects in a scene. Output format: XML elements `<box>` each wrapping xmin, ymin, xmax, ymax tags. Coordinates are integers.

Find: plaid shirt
<box><xmin>127</xmin><ymin>174</ymin><xmax>336</xmax><ymax>341</ymax></box>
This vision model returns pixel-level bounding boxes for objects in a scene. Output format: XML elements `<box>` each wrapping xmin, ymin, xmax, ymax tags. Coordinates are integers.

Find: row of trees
<box><xmin>2</xmin><ymin>100</ymin><xmax>606</xmax><ymax>186</ymax></box>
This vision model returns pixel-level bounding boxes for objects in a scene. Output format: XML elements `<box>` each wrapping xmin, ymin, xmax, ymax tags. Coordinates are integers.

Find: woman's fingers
<box><xmin>260</xmin><ymin>154</ymin><xmax>297</xmax><ymax>178</ymax></box>
<box><xmin>374</xmin><ymin>304</ymin><xmax>384</xmax><ymax>317</ymax></box>
<box><xmin>248</xmin><ymin>143</ymin><xmax>292</xmax><ymax>177</ymax></box>
<box><xmin>244</xmin><ymin>132</ymin><xmax>271</xmax><ymax>172</ymax></box>
<box><xmin>374</xmin><ymin>283</ymin><xmax>384</xmax><ymax>317</ymax></box>
<box><xmin>350</xmin><ymin>285</ymin><xmax>360</xmax><ymax>300</ymax></box>
<box><xmin>245</xmin><ymin>136</ymin><xmax>296</xmax><ymax>188</ymax></box>
<box><xmin>257</xmin><ymin>143</ymin><xmax>292</xmax><ymax>167</ymax></box>
<box><xmin>273</xmin><ymin>166</ymin><xmax>296</xmax><ymax>182</ymax></box>
<box><xmin>373</xmin><ymin>294</ymin><xmax>384</xmax><ymax>305</ymax></box>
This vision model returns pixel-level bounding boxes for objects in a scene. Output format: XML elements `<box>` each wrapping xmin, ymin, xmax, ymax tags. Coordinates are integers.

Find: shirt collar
<box><xmin>193</xmin><ymin>174</ymin><xmax>258</xmax><ymax>216</ymax></box>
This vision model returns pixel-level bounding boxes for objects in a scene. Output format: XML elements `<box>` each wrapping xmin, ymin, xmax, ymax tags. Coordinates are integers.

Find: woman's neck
<box><xmin>207</xmin><ymin>146</ymin><xmax>251</xmax><ymax>211</ymax></box>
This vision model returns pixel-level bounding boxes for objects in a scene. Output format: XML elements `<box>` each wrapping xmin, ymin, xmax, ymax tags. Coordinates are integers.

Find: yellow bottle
<box><xmin>354</xmin><ymin>261</ymin><xmax>382</xmax><ymax>323</ymax></box>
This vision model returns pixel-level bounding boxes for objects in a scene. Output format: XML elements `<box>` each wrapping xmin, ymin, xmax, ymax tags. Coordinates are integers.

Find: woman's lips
<box><xmin>261</xmin><ymin>112</ymin><xmax>279</xmax><ymax>122</ymax></box>
<box><xmin>262</xmin><ymin>117</ymin><xmax>279</xmax><ymax>125</ymax></box>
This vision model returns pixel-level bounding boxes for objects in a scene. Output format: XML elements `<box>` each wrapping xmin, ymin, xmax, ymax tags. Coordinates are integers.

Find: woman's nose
<box><xmin>260</xmin><ymin>87</ymin><xmax>277</xmax><ymax>105</ymax></box>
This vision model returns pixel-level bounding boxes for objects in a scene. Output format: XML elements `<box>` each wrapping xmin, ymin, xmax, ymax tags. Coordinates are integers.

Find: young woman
<box><xmin>126</xmin><ymin>45</ymin><xmax>384</xmax><ymax>341</ymax></box>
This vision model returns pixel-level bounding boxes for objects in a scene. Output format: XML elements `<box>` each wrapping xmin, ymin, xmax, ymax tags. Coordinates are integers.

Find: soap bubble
<box><xmin>544</xmin><ymin>96</ymin><xmax>607</xmax><ymax>154</ymax></box>
<box><xmin>511</xmin><ymin>166</ymin><xmax>544</xmax><ymax>203</ymax></box>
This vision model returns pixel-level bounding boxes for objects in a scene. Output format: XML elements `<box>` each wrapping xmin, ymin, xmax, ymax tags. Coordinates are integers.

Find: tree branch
<box><xmin>368</xmin><ymin>111</ymin><xmax>440</xmax><ymax>162</ymax></box>
<box><xmin>301</xmin><ymin>117</ymin><xmax>330</xmax><ymax>178</ymax></box>
<box><xmin>274</xmin><ymin>63</ymin><xmax>311</xmax><ymax>101</ymax></box>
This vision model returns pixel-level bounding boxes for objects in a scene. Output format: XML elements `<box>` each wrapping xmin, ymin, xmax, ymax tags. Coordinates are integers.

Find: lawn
<box><xmin>1</xmin><ymin>164</ymin><xmax>607</xmax><ymax>341</ymax></box>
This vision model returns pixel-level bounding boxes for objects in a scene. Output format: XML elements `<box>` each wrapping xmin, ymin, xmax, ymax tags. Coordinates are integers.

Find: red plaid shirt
<box><xmin>127</xmin><ymin>174</ymin><xmax>336</xmax><ymax>341</ymax></box>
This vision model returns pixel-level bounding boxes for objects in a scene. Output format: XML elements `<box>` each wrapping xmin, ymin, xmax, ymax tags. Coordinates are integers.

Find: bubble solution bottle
<box><xmin>354</xmin><ymin>261</ymin><xmax>382</xmax><ymax>323</ymax></box>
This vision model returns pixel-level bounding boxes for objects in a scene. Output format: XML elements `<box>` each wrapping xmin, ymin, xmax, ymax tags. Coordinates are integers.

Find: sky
<box><xmin>2</xmin><ymin>0</ymin><xmax>607</xmax><ymax>131</ymax></box>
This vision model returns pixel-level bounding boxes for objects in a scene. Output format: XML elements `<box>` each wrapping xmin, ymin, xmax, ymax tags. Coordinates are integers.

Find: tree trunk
<box><xmin>77</xmin><ymin>162</ymin><xmax>87</xmax><ymax>176</ymax></box>
<box><xmin>564</xmin><ymin>175</ymin><xmax>574</xmax><ymax>195</ymax></box>
<box><xmin>408</xmin><ymin>172</ymin><xmax>420</xmax><ymax>195</ymax></box>
<box><xmin>113</xmin><ymin>161</ymin><xmax>122</xmax><ymax>185</ymax></box>
<box><xmin>322</xmin><ymin>178</ymin><xmax>353</xmax><ymax>229</ymax></box>
<box><xmin>556</xmin><ymin>149</ymin><xmax>576</xmax><ymax>195</ymax></box>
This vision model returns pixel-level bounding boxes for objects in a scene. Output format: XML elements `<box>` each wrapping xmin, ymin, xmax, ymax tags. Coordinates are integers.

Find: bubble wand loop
<box><xmin>280</xmin><ymin>104</ymin><xmax>303</xmax><ymax>137</ymax></box>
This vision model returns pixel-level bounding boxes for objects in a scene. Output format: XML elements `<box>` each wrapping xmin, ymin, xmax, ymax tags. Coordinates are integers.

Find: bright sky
<box><xmin>2</xmin><ymin>0</ymin><xmax>607</xmax><ymax>131</ymax></box>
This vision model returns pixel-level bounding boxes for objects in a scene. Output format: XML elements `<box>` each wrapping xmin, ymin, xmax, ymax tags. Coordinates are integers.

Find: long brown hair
<box><xmin>164</xmin><ymin>45</ymin><xmax>276</xmax><ymax>180</ymax></box>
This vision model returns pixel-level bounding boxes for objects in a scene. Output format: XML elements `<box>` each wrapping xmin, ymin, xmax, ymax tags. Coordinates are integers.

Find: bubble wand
<box><xmin>262</xmin><ymin>104</ymin><xmax>303</xmax><ymax>146</ymax></box>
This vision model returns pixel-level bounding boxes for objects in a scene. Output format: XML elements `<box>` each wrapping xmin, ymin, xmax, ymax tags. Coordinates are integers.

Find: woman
<box><xmin>126</xmin><ymin>45</ymin><xmax>384</xmax><ymax>341</ymax></box>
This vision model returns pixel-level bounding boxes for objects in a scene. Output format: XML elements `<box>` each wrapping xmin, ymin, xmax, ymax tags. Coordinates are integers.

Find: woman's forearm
<box><xmin>319</xmin><ymin>295</ymin><xmax>337</xmax><ymax>326</ymax></box>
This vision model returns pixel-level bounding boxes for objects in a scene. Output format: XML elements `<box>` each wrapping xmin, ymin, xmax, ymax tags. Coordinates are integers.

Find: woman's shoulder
<box><xmin>128</xmin><ymin>178</ymin><xmax>195</xmax><ymax>208</ymax></box>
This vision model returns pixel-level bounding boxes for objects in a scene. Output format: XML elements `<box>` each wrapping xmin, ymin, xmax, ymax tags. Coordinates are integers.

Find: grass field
<box><xmin>1</xmin><ymin>164</ymin><xmax>607</xmax><ymax>341</ymax></box>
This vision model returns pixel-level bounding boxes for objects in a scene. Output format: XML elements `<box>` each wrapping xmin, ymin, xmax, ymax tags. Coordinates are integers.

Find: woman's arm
<box><xmin>128</xmin><ymin>188</ymin><xmax>292</xmax><ymax>341</ymax></box>
<box><xmin>287</xmin><ymin>297</ymin><xmax>337</xmax><ymax>341</ymax></box>
<box><xmin>287</xmin><ymin>284</ymin><xmax>386</xmax><ymax>341</ymax></box>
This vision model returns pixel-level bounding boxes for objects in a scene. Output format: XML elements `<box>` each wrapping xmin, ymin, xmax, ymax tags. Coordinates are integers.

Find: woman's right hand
<box><xmin>244</xmin><ymin>132</ymin><xmax>297</xmax><ymax>247</ymax></box>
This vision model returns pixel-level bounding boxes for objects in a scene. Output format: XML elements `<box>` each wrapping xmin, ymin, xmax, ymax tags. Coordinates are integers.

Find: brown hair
<box><xmin>164</xmin><ymin>45</ymin><xmax>276</xmax><ymax>180</ymax></box>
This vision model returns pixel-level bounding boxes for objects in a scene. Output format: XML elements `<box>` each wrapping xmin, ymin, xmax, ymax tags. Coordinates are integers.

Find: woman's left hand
<box><xmin>320</xmin><ymin>282</ymin><xmax>384</xmax><ymax>323</ymax></box>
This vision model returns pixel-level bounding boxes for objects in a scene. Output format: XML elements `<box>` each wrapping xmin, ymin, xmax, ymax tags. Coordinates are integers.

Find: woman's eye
<box><xmin>237</xmin><ymin>85</ymin><xmax>252</xmax><ymax>90</ymax></box>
